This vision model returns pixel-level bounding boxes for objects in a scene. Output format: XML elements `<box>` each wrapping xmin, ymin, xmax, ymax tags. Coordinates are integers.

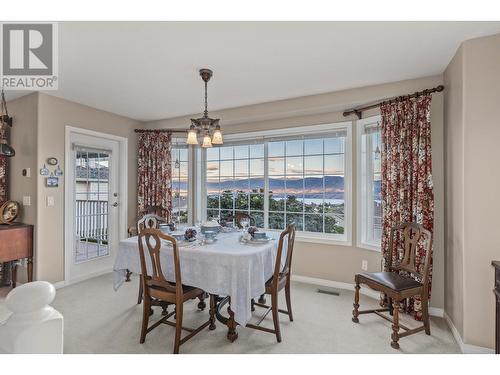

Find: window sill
<box><xmin>266</xmin><ymin>229</ymin><xmax>350</xmax><ymax>247</ymax></box>
<box><xmin>357</xmin><ymin>242</ymin><xmax>381</xmax><ymax>252</ymax></box>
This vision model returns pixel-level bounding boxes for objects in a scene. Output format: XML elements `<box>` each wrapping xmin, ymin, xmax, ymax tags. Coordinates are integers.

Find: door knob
<box><xmin>112</xmin><ymin>202</ymin><xmax>118</xmax><ymax>207</ymax></box>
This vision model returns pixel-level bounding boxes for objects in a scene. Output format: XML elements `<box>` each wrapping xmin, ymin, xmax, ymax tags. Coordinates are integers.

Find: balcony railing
<box><xmin>75</xmin><ymin>199</ymin><xmax>109</xmax><ymax>262</ymax></box>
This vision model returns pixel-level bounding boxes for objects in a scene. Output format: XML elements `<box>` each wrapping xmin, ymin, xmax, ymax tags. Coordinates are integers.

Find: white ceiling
<box><xmin>6</xmin><ymin>21</ymin><xmax>500</xmax><ymax>121</ymax></box>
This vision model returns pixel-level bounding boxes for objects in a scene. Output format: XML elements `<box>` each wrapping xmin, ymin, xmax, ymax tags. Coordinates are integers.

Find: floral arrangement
<box><xmin>184</xmin><ymin>228</ymin><xmax>197</xmax><ymax>241</ymax></box>
<box><xmin>247</xmin><ymin>226</ymin><xmax>258</xmax><ymax>237</ymax></box>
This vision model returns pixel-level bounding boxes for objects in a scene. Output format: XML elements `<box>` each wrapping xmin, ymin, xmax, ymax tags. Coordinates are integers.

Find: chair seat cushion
<box><xmin>358</xmin><ymin>272</ymin><xmax>422</xmax><ymax>291</ymax></box>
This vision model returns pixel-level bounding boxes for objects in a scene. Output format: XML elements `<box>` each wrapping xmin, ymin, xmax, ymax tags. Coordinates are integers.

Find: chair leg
<box><xmin>137</xmin><ymin>276</ymin><xmax>143</xmax><ymax>304</ymax></box>
<box><xmin>391</xmin><ymin>299</ymin><xmax>400</xmax><ymax>349</ymax></box>
<box><xmin>209</xmin><ymin>294</ymin><xmax>217</xmax><ymax>330</ymax></box>
<box><xmin>140</xmin><ymin>295</ymin><xmax>151</xmax><ymax>344</ymax></box>
<box><xmin>421</xmin><ymin>294</ymin><xmax>431</xmax><ymax>335</ymax></box>
<box><xmin>352</xmin><ymin>278</ymin><xmax>360</xmax><ymax>323</ymax></box>
<box><xmin>271</xmin><ymin>292</ymin><xmax>282</xmax><ymax>343</ymax></box>
<box><xmin>173</xmin><ymin>304</ymin><xmax>183</xmax><ymax>354</ymax></box>
<box><xmin>285</xmin><ymin>281</ymin><xmax>293</xmax><ymax>322</ymax></box>
<box><xmin>251</xmin><ymin>298</ymin><xmax>255</xmax><ymax>312</ymax></box>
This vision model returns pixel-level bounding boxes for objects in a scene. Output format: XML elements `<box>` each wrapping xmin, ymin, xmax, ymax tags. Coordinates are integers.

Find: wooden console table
<box><xmin>0</xmin><ymin>223</ymin><xmax>34</xmax><ymax>288</ymax></box>
<box><xmin>493</xmin><ymin>261</ymin><xmax>500</xmax><ymax>354</ymax></box>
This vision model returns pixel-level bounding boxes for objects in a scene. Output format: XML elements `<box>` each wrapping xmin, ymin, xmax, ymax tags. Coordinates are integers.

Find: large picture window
<box><xmin>205</xmin><ymin>123</ymin><xmax>351</xmax><ymax>241</ymax></box>
<box><xmin>357</xmin><ymin>116</ymin><xmax>382</xmax><ymax>249</ymax></box>
<box><xmin>171</xmin><ymin>144</ymin><xmax>189</xmax><ymax>224</ymax></box>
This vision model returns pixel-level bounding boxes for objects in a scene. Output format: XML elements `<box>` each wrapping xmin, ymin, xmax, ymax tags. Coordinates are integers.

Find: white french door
<box><xmin>65</xmin><ymin>128</ymin><xmax>126</xmax><ymax>283</ymax></box>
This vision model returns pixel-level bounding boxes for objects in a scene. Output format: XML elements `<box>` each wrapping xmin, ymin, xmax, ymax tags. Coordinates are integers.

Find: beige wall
<box><xmin>444</xmin><ymin>33</ymin><xmax>500</xmax><ymax>349</ymax></box>
<box><xmin>444</xmin><ymin>45</ymin><xmax>465</xmax><ymax>338</ymax></box>
<box><xmin>143</xmin><ymin>75</ymin><xmax>446</xmax><ymax>309</ymax></box>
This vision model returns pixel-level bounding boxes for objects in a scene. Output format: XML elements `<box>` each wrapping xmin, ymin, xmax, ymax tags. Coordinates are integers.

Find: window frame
<box><xmin>200</xmin><ymin>122</ymin><xmax>352</xmax><ymax>246</ymax></box>
<box><xmin>171</xmin><ymin>137</ymin><xmax>194</xmax><ymax>225</ymax></box>
<box><xmin>356</xmin><ymin>115</ymin><xmax>382</xmax><ymax>252</ymax></box>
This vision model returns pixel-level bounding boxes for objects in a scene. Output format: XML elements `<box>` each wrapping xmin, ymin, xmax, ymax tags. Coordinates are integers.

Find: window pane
<box><xmin>234</xmin><ymin>192</ymin><xmax>249</xmax><ymax>210</ymax></box>
<box><xmin>220</xmin><ymin>160</ymin><xmax>234</xmax><ymax>176</ymax></box>
<box><xmin>220</xmin><ymin>179</ymin><xmax>234</xmax><ymax>191</ymax></box>
<box><xmin>234</xmin><ymin>159</ymin><xmax>249</xmax><ymax>176</ymax></box>
<box><xmin>286</xmin><ymin>156</ymin><xmax>303</xmax><ymax>175</ymax></box>
<box><xmin>220</xmin><ymin>192</ymin><xmax>234</xmax><ymax>210</ymax></box>
<box><xmin>305</xmin><ymin>214</ymin><xmax>323</xmax><ymax>232</ymax></box>
<box><xmin>250</xmin><ymin>194</ymin><xmax>264</xmax><ymax>210</ymax></box>
<box><xmin>325</xmin><ymin>137</ymin><xmax>344</xmax><ymax>154</ymax></box>
<box><xmin>286</xmin><ymin>195</ymin><xmax>303</xmax><ymax>212</ymax></box>
<box><xmin>269</xmin><ymin>157</ymin><xmax>285</xmax><ymax>175</ymax></box>
<box><xmin>207</xmin><ymin>210</ymin><xmax>219</xmax><ymax>221</ymax></box>
<box><xmin>219</xmin><ymin>210</ymin><xmax>233</xmax><ymax>222</ymax></box>
<box><xmin>324</xmin><ymin>194</ymin><xmax>344</xmax><ymax>213</ymax></box>
<box><xmin>304</xmin><ymin>139</ymin><xmax>323</xmax><ymax>155</ymax></box>
<box><xmin>206</xmin><ymin>161</ymin><xmax>219</xmax><ymax>178</ymax></box>
<box><xmin>325</xmin><ymin>214</ymin><xmax>344</xmax><ymax>234</ymax></box>
<box><xmin>251</xmin><ymin>211</ymin><xmax>264</xmax><ymax>228</ymax></box>
<box><xmin>286</xmin><ymin>213</ymin><xmax>303</xmax><ymax>231</ymax></box>
<box><xmin>206</xmin><ymin>178</ymin><xmax>220</xmax><ymax>194</ymax></box>
<box><xmin>268</xmin><ymin>141</ymin><xmax>284</xmax><ymax>157</ymax></box>
<box><xmin>304</xmin><ymin>155</ymin><xmax>323</xmax><ymax>175</ymax></box>
<box><xmin>249</xmin><ymin>177</ymin><xmax>264</xmax><ymax>192</ymax></box>
<box><xmin>250</xmin><ymin>159</ymin><xmax>264</xmax><ymax>176</ymax></box>
<box><xmin>179</xmin><ymin>148</ymin><xmax>188</xmax><ymax>161</ymax></box>
<box><xmin>207</xmin><ymin>194</ymin><xmax>219</xmax><ymax>209</ymax></box>
<box><xmin>269</xmin><ymin>212</ymin><xmax>285</xmax><ymax>230</ymax></box>
<box><xmin>269</xmin><ymin>194</ymin><xmax>285</xmax><ymax>211</ymax></box>
<box><xmin>269</xmin><ymin>176</ymin><xmax>285</xmax><ymax>195</ymax></box>
<box><xmin>206</xmin><ymin>148</ymin><xmax>219</xmax><ymax>161</ymax></box>
<box><xmin>285</xmin><ymin>177</ymin><xmax>303</xmax><ymax>195</ymax></box>
<box><xmin>220</xmin><ymin>146</ymin><xmax>233</xmax><ymax>160</ymax></box>
<box><xmin>286</xmin><ymin>140</ymin><xmax>303</xmax><ymax>156</ymax></box>
<box><xmin>250</xmin><ymin>144</ymin><xmax>264</xmax><ymax>158</ymax></box>
<box><xmin>234</xmin><ymin>179</ymin><xmax>250</xmax><ymax>193</ymax></box>
<box><xmin>324</xmin><ymin>154</ymin><xmax>344</xmax><ymax>175</ymax></box>
<box><xmin>234</xmin><ymin>145</ymin><xmax>249</xmax><ymax>159</ymax></box>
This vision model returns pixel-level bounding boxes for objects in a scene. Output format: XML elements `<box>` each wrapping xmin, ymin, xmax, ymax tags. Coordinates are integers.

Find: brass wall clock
<box><xmin>0</xmin><ymin>200</ymin><xmax>20</xmax><ymax>224</ymax></box>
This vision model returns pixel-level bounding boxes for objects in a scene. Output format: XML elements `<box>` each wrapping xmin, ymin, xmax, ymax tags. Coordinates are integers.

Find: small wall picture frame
<box><xmin>46</xmin><ymin>176</ymin><xmax>59</xmax><ymax>187</ymax></box>
<box><xmin>40</xmin><ymin>164</ymin><xmax>49</xmax><ymax>176</ymax></box>
<box><xmin>54</xmin><ymin>165</ymin><xmax>63</xmax><ymax>176</ymax></box>
<box><xmin>47</xmin><ymin>157</ymin><xmax>58</xmax><ymax>166</ymax></box>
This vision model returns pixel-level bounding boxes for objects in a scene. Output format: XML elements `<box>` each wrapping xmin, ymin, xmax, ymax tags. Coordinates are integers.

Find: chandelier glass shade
<box><xmin>187</xmin><ymin>69</ymin><xmax>223</xmax><ymax>148</ymax></box>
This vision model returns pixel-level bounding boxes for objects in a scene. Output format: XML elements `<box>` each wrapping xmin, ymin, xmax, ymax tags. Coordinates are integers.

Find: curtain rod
<box><xmin>342</xmin><ymin>85</ymin><xmax>444</xmax><ymax>119</ymax></box>
<box><xmin>134</xmin><ymin>129</ymin><xmax>187</xmax><ymax>133</ymax></box>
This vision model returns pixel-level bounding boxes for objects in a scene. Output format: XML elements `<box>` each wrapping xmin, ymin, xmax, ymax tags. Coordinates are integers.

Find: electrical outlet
<box><xmin>361</xmin><ymin>260</ymin><xmax>368</xmax><ymax>271</ymax></box>
<box><xmin>22</xmin><ymin>196</ymin><xmax>31</xmax><ymax>206</ymax></box>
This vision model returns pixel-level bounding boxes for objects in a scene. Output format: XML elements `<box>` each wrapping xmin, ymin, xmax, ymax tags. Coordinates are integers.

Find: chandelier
<box><xmin>186</xmin><ymin>68</ymin><xmax>223</xmax><ymax>148</ymax></box>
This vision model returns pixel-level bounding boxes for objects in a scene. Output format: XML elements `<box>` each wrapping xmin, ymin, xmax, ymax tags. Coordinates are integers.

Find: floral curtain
<box><xmin>380</xmin><ymin>94</ymin><xmax>434</xmax><ymax>320</ymax></box>
<box><xmin>137</xmin><ymin>131</ymin><xmax>172</xmax><ymax>221</ymax></box>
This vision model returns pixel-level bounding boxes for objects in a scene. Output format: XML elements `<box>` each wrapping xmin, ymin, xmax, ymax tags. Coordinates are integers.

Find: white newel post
<box><xmin>0</xmin><ymin>281</ymin><xmax>64</xmax><ymax>353</ymax></box>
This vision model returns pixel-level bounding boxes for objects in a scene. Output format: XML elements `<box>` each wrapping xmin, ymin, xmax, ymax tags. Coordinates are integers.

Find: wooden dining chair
<box><xmin>138</xmin><ymin>228</ymin><xmax>212</xmax><ymax>354</ymax></box>
<box><xmin>136</xmin><ymin>214</ymin><xmax>166</xmax><ymax>304</ymax></box>
<box><xmin>247</xmin><ymin>223</ymin><xmax>296</xmax><ymax>342</ymax></box>
<box><xmin>352</xmin><ymin>222</ymin><xmax>433</xmax><ymax>349</ymax></box>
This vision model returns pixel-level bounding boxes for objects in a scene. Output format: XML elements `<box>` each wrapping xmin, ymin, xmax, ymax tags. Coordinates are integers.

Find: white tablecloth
<box><xmin>113</xmin><ymin>231</ymin><xmax>284</xmax><ymax>325</ymax></box>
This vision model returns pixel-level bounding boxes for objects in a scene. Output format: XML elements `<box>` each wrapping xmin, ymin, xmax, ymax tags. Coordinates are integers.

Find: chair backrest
<box><xmin>137</xmin><ymin>214</ymin><xmax>166</xmax><ymax>234</ymax></box>
<box><xmin>228</xmin><ymin>213</ymin><xmax>256</xmax><ymax>229</ymax></box>
<box><xmin>387</xmin><ymin>222</ymin><xmax>433</xmax><ymax>285</ymax></box>
<box><xmin>137</xmin><ymin>228</ymin><xmax>182</xmax><ymax>296</ymax></box>
<box><xmin>272</xmin><ymin>224</ymin><xmax>296</xmax><ymax>284</ymax></box>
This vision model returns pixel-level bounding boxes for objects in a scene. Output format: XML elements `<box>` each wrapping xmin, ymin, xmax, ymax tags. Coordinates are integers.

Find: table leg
<box><xmin>27</xmin><ymin>258</ymin><xmax>33</xmax><ymax>282</ymax></box>
<box><xmin>258</xmin><ymin>294</ymin><xmax>266</xmax><ymax>304</ymax></box>
<box><xmin>227</xmin><ymin>301</ymin><xmax>238</xmax><ymax>342</ymax></box>
<box><xmin>209</xmin><ymin>294</ymin><xmax>217</xmax><ymax>330</ymax></box>
<box><xmin>12</xmin><ymin>262</ymin><xmax>17</xmax><ymax>288</ymax></box>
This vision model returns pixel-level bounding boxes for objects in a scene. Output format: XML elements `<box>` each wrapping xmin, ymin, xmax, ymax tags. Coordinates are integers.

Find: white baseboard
<box><xmin>443</xmin><ymin>312</ymin><xmax>494</xmax><ymax>354</ymax></box>
<box><xmin>291</xmin><ymin>275</ymin><xmax>444</xmax><ymax>318</ymax></box>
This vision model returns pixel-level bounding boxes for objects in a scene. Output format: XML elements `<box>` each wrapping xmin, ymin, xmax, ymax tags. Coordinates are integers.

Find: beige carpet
<box><xmin>1</xmin><ymin>273</ymin><xmax>460</xmax><ymax>354</ymax></box>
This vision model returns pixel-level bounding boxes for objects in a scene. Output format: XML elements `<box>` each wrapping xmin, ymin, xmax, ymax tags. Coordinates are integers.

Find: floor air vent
<box><xmin>316</xmin><ymin>288</ymin><xmax>341</xmax><ymax>296</ymax></box>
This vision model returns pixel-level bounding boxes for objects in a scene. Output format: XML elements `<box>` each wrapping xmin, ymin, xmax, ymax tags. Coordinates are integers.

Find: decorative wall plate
<box><xmin>47</xmin><ymin>157</ymin><xmax>58</xmax><ymax>166</ymax></box>
<box><xmin>0</xmin><ymin>200</ymin><xmax>20</xmax><ymax>224</ymax></box>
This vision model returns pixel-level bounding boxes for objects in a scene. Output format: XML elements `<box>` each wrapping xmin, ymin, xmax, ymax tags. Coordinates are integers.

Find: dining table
<box><xmin>113</xmin><ymin>229</ymin><xmax>286</xmax><ymax>341</ymax></box>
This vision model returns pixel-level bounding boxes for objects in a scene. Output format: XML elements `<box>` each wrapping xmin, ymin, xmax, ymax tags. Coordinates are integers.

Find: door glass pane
<box><xmin>75</xmin><ymin>149</ymin><xmax>110</xmax><ymax>263</ymax></box>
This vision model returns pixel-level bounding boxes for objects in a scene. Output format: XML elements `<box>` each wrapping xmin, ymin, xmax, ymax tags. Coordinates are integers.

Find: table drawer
<box><xmin>0</xmin><ymin>226</ymin><xmax>33</xmax><ymax>262</ymax></box>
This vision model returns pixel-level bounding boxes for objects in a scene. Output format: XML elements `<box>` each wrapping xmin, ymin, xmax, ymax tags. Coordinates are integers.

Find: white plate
<box><xmin>239</xmin><ymin>235</ymin><xmax>274</xmax><ymax>244</ymax></box>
